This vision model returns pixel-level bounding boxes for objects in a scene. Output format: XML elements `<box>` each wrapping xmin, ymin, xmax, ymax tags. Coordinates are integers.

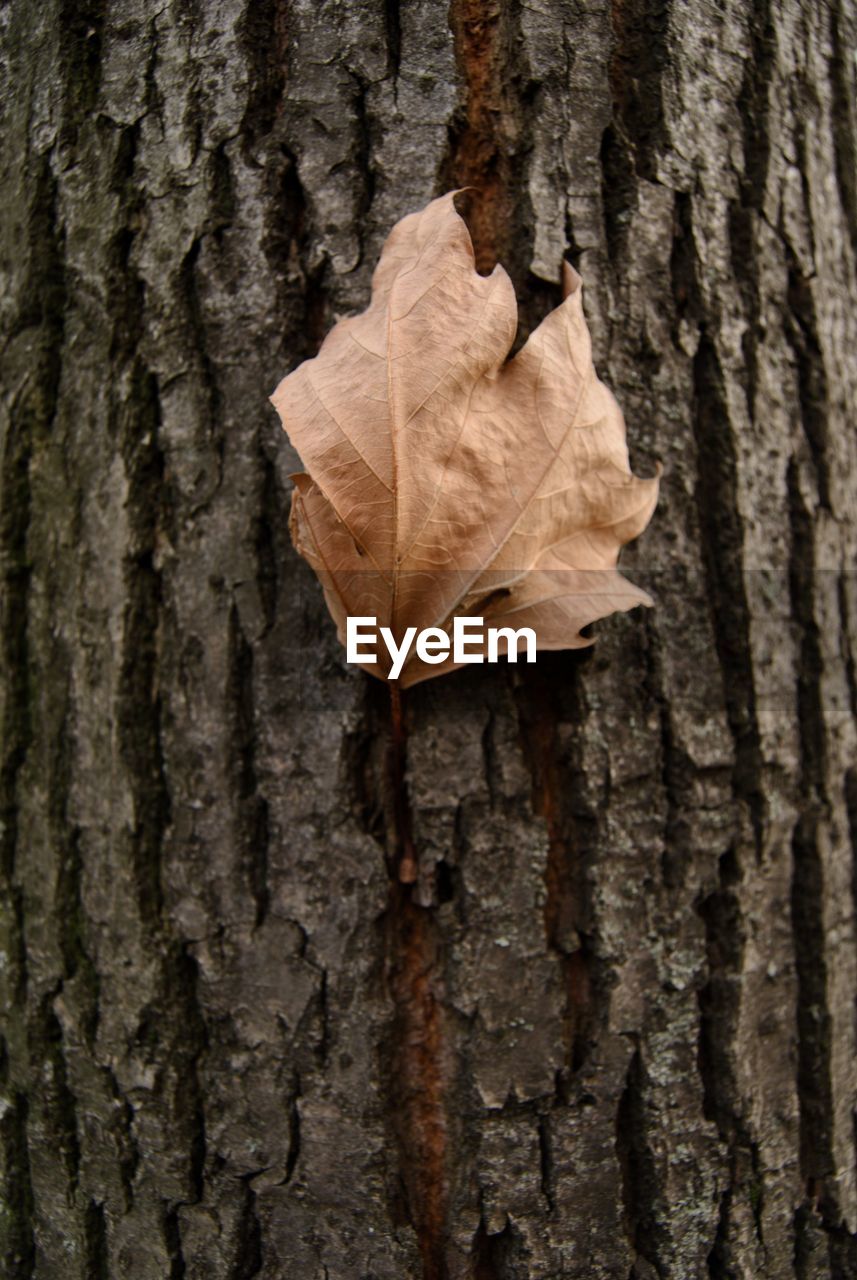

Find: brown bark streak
<box><xmin>384</xmin><ymin>685</ymin><xmax>449</xmax><ymax>1277</ymax></box>
<box><xmin>386</xmin><ymin>887</ymin><xmax>449</xmax><ymax>1280</ymax></box>
<box><xmin>445</xmin><ymin>0</ymin><xmax>516</xmax><ymax>273</ymax></box>
<box><xmin>390</xmin><ymin>683</ymin><xmax>417</xmax><ymax>884</ymax></box>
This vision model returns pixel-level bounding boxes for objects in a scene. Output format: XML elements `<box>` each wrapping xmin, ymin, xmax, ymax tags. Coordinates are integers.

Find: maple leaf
<box><xmin>271</xmin><ymin>192</ymin><xmax>659</xmax><ymax>687</ymax></box>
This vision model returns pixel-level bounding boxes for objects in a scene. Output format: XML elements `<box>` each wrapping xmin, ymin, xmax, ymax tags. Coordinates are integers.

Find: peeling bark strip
<box><xmin>1</xmin><ymin>1</ymin><xmax>857</xmax><ymax>1277</ymax></box>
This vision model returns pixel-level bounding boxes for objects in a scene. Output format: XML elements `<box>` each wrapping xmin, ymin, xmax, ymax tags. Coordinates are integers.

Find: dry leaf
<box><xmin>271</xmin><ymin>192</ymin><xmax>659</xmax><ymax>687</ymax></box>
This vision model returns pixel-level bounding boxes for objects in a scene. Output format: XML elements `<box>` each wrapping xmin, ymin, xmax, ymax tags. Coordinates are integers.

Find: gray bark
<box><xmin>1</xmin><ymin>0</ymin><xmax>856</xmax><ymax>1277</ymax></box>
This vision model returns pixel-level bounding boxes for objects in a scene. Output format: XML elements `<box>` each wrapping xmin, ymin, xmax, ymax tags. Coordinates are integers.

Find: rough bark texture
<box><xmin>1</xmin><ymin>1</ymin><xmax>856</xmax><ymax>1277</ymax></box>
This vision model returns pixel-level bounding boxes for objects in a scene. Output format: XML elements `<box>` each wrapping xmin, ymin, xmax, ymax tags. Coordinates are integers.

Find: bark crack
<box><xmin>228</xmin><ymin>606</ymin><xmax>271</xmax><ymax>928</ymax></box>
<box><xmin>230</xmin><ymin>1181</ymin><xmax>264</xmax><ymax>1279</ymax></box>
<box><xmin>516</xmin><ymin>658</ymin><xmax>600</xmax><ymax>1079</ymax></box>
<box><xmin>689</xmin><ymin>328</ymin><xmax>766</xmax><ymax>858</ymax></box>
<box><xmin>608</xmin><ymin>0</ymin><xmax>669</xmax><ymax>183</ymax></box>
<box><xmin>616</xmin><ymin>1047</ymin><xmax>667</xmax><ymax>1276</ymax></box>
<box><xmin>787</xmin><ymin>460</ymin><xmax>835</xmax><ymax>1204</ymax></box>
<box><xmin>0</xmin><ymin>1092</ymin><xmax>35</xmax><ymax>1279</ymax></box>
<box><xmin>443</xmin><ymin>0</ymin><xmax>550</xmax><ymax>351</ymax></box>
<box><xmin>345</xmin><ymin>680</ymin><xmax>450</xmax><ymax>1277</ymax></box>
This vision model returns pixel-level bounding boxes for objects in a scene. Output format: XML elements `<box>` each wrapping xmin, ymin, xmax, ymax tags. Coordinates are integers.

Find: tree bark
<box><xmin>1</xmin><ymin>1</ymin><xmax>856</xmax><ymax>1277</ymax></box>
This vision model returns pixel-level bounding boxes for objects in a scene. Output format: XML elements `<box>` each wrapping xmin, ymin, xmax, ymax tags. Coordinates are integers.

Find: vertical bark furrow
<box><xmin>698</xmin><ymin>852</ymin><xmax>767</xmax><ymax>1271</ymax></box>
<box><xmin>57</xmin><ymin>0</ymin><xmax>107</xmax><ymax>148</ymax></box>
<box><xmin>117</xmin><ymin>366</ymin><xmax>170</xmax><ymax>933</ymax></box>
<box><xmin>352</xmin><ymin>74</ymin><xmax>377</xmax><ymax>270</ymax></box>
<box><xmin>344</xmin><ymin>679</ymin><xmax>451</xmax><ymax>1275</ymax></box>
<box><xmin>848</xmin><ymin>770</ymin><xmax>857</xmax><ymax>933</ymax></box>
<box><xmin>608</xmin><ymin>0</ymin><xmax>669</xmax><ymax>182</ymax></box>
<box><xmin>136</xmin><ymin>943</ymin><xmax>207</xmax><ymax>1213</ymax></box>
<box><xmin>105</xmin><ymin>125</ymin><xmax>145</xmax><ymax>363</ymax></box>
<box><xmin>841</xmin><ymin>580</ymin><xmax>857</xmax><ymax>730</ymax></box>
<box><xmin>54</xmin><ymin>824</ymin><xmax>99</xmax><ymax>1047</ymax></box>
<box><xmin>83</xmin><ymin>1198</ymin><xmax>110</xmax><ymax>1280</ymax></box>
<box><xmin>516</xmin><ymin>661</ymin><xmax>600</xmax><ymax>1077</ymax></box>
<box><xmin>49</xmin><ymin>656</ymin><xmax>100</xmax><ymax>1061</ymax></box>
<box><xmin>536</xmin><ymin>1113</ymin><xmax>555</xmax><ymax>1217</ymax></box>
<box><xmin>794</xmin><ymin>1202</ymin><xmax>828</xmax><ymax>1279</ymax></box>
<box><xmin>163</xmin><ymin>1203</ymin><xmax>186</xmax><ymax>1279</ymax></box>
<box><xmin>643</xmin><ymin>613</ymin><xmax>702</xmax><ymax>893</ymax></box>
<box><xmin>736</xmin><ymin>0</ymin><xmax>776</xmax><ymax>221</ymax></box>
<box><xmin>375</xmin><ymin>689</ymin><xmax>451</xmax><ymax>1273</ymax></box>
<box><xmin>787</xmin><ymin>462</ymin><xmax>835</xmax><ymax>1195</ymax></box>
<box><xmin>0</xmin><ymin>139</ymin><xmax>70</xmax><ymax>1267</ymax></box>
<box><xmin>828</xmin><ymin>0</ymin><xmax>857</xmax><ymax>258</ymax></box>
<box><xmin>385</xmin><ymin>888</ymin><xmax>449</xmax><ymax>1280</ymax></box>
<box><xmin>229</xmin><ymin>1184</ymin><xmax>263</xmax><ymax>1280</ymax></box>
<box><xmin>253</xmin><ymin>451</ymin><xmax>280</xmax><ymax>637</ymax></box>
<box><xmin>227</xmin><ymin>607</ymin><xmax>270</xmax><ymax>928</ymax></box>
<box><xmin>238</xmin><ymin>0</ymin><xmax>288</xmax><ymax>153</ymax></box>
<box><xmin>29</xmin><ymin>1001</ymin><xmax>81</xmax><ymax>1190</ymax></box>
<box><xmin>105</xmin><ymin>1065</ymin><xmax>139</xmax><ymax>1214</ymax></box>
<box><xmin>0</xmin><ymin>1093</ymin><xmax>36</xmax><ymax>1279</ymax></box>
<box><xmin>616</xmin><ymin>1048</ymin><xmax>666</xmax><ymax>1275</ymax></box>
<box><xmin>260</xmin><ymin>144</ymin><xmax>330</xmax><ymax>368</ymax></box>
<box><xmin>0</xmin><ymin>147</ymin><xmax>66</xmax><ymax>1001</ymax></box>
<box><xmin>0</xmin><ymin>382</ymin><xmax>33</xmax><ymax>1018</ymax></box>
<box><xmin>691</xmin><ymin>334</ymin><xmax>765</xmax><ymax>856</ymax></box>
<box><xmin>707</xmin><ymin>1187</ymin><xmax>733</xmax><ymax>1280</ymax></box>
<box><xmin>785</xmin><ymin>242</ymin><xmax>832</xmax><ymax>513</ymax></box>
<box><xmin>384</xmin><ymin>0</ymin><xmax>402</xmax><ymax>82</ymax></box>
<box><xmin>178</xmin><ymin>238</ymin><xmax>225</xmax><ymax>484</ymax></box>
<box><xmin>599</xmin><ymin>123</ymin><xmax>638</xmax><ymax>272</ymax></box>
<box><xmin>444</xmin><ymin>0</ymin><xmax>530</xmax><ymax>287</ymax></box>
<box><xmin>697</xmin><ymin>851</ymin><xmax>745</xmax><ymax>1143</ymax></box>
<box><xmin>472</xmin><ymin>1215</ymin><xmax>527</xmax><ymax>1279</ymax></box>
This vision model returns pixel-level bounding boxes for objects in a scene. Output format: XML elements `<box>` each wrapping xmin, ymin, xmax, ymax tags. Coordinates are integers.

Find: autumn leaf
<box><xmin>271</xmin><ymin>192</ymin><xmax>659</xmax><ymax>687</ymax></box>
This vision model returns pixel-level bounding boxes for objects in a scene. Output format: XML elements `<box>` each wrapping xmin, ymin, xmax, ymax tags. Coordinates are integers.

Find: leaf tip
<box><xmin>561</xmin><ymin>259</ymin><xmax>582</xmax><ymax>300</ymax></box>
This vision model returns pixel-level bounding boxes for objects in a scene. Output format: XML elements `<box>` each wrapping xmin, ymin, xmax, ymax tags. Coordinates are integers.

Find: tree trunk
<box><xmin>2</xmin><ymin>1</ymin><xmax>856</xmax><ymax>1276</ymax></box>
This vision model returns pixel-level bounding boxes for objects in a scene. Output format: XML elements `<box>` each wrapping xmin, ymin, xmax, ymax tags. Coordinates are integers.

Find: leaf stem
<box><xmin>389</xmin><ymin>681</ymin><xmax>417</xmax><ymax>883</ymax></box>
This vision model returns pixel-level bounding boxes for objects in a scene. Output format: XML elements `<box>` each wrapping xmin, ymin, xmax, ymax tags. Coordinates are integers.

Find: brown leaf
<box><xmin>272</xmin><ymin>193</ymin><xmax>659</xmax><ymax>686</ymax></box>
